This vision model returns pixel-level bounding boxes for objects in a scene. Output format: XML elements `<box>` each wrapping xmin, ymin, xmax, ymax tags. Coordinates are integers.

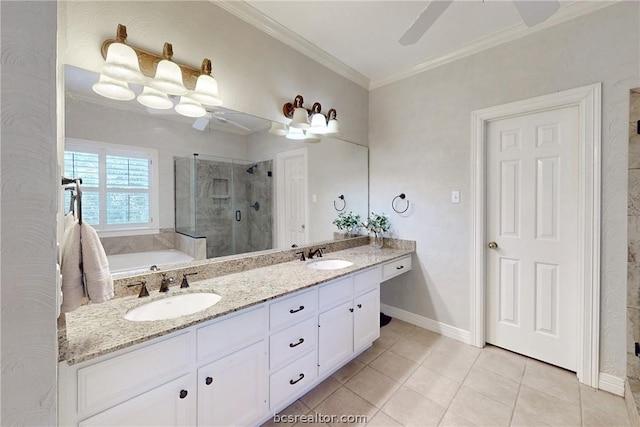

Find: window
<box><xmin>64</xmin><ymin>139</ymin><xmax>159</xmax><ymax>236</ymax></box>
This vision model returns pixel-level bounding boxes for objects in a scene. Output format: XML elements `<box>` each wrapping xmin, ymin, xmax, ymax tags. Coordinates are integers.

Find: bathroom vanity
<box><xmin>58</xmin><ymin>246</ymin><xmax>412</xmax><ymax>426</ymax></box>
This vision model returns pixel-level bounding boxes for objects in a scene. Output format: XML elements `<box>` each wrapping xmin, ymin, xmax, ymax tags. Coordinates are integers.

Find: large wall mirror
<box><xmin>64</xmin><ymin>65</ymin><xmax>368</xmax><ymax>267</ymax></box>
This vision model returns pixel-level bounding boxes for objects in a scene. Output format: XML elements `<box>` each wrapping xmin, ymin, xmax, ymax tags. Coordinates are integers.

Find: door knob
<box><xmin>488</xmin><ymin>241</ymin><xmax>498</xmax><ymax>249</ymax></box>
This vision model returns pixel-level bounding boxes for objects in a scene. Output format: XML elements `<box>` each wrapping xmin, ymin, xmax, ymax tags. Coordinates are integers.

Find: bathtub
<box><xmin>108</xmin><ymin>249</ymin><xmax>194</xmax><ymax>276</ymax></box>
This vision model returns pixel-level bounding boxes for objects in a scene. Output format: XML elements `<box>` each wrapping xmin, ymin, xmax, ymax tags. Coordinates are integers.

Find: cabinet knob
<box><xmin>357</xmin><ymin>304</ymin><xmax>362</xmax><ymax>309</ymax></box>
<box><xmin>349</xmin><ymin>308</ymin><xmax>354</xmax><ymax>313</ymax></box>
<box><xmin>205</xmin><ymin>377</ymin><xmax>213</xmax><ymax>385</ymax></box>
<box><xmin>179</xmin><ymin>389</ymin><xmax>188</xmax><ymax>399</ymax></box>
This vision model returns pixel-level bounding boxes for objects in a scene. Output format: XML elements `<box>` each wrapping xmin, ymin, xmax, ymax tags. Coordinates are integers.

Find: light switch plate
<box><xmin>451</xmin><ymin>191</ymin><xmax>460</xmax><ymax>204</ymax></box>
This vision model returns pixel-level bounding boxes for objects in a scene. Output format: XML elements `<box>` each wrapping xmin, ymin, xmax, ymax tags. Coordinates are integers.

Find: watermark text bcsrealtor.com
<box><xmin>272</xmin><ymin>412</ymin><xmax>368</xmax><ymax>424</ymax></box>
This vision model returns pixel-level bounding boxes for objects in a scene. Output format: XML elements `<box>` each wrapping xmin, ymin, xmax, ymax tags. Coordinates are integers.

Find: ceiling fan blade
<box><xmin>512</xmin><ymin>0</ymin><xmax>560</xmax><ymax>27</ymax></box>
<box><xmin>398</xmin><ymin>0</ymin><xmax>453</xmax><ymax>46</ymax></box>
<box><xmin>212</xmin><ymin>113</ymin><xmax>252</xmax><ymax>132</ymax></box>
<box><xmin>192</xmin><ymin>116</ymin><xmax>210</xmax><ymax>131</ymax></box>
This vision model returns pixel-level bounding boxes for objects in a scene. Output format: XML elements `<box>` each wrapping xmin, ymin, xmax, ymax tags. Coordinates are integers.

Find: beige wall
<box><xmin>58</xmin><ymin>1</ymin><xmax>369</xmax><ymax>145</ymax></box>
<box><xmin>1</xmin><ymin>2</ymin><xmax>59</xmax><ymax>425</ymax></box>
<box><xmin>628</xmin><ymin>88</ymin><xmax>640</xmax><ymax>381</ymax></box>
<box><xmin>371</xmin><ymin>2</ymin><xmax>639</xmax><ymax>379</ymax></box>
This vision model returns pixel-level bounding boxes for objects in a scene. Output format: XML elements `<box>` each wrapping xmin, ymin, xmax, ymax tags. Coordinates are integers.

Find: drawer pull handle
<box><xmin>179</xmin><ymin>389</ymin><xmax>188</xmax><ymax>399</ymax></box>
<box><xmin>289</xmin><ymin>373</ymin><xmax>305</xmax><ymax>385</ymax></box>
<box><xmin>289</xmin><ymin>305</ymin><xmax>305</xmax><ymax>314</ymax></box>
<box><xmin>205</xmin><ymin>377</ymin><xmax>213</xmax><ymax>385</ymax></box>
<box><xmin>357</xmin><ymin>304</ymin><xmax>362</xmax><ymax>309</ymax></box>
<box><xmin>349</xmin><ymin>308</ymin><xmax>354</xmax><ymax>313</ymax></box>
<box><xmin>289</xmin><ymin>338</ymin><xmax>305</xmax><ymax>348</ymax></box>
<box><xmin>396</xmin><ymin>265</ymin><xmax>404</xmax><ymax>270</ymax></box>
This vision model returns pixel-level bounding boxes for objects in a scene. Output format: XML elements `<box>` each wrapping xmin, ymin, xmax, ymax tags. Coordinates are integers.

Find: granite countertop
<box><xmin>61</xmin><ymin>246</ymin><xmax>413</xmax><ymax>365</ymax></box>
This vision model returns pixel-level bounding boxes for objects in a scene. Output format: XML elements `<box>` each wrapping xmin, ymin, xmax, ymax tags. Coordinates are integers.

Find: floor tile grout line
<box><xmin>507</xmin><ymin>358</ymin><xmax>526</xmax><ymax>427</ymax></box>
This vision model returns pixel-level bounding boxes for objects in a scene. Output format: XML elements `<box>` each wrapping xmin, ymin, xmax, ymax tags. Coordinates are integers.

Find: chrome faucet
<box><xmin>308</xmin><ymin>247</ymin><xmax>325</xmax><ymax>259</ymax></box>
<box><xmin>295</xmin><ymin>251</ymin><xmax>306</xmax><ymax>261</ymax></box>
<box><xmin>159</xmin><ymin>273</ymin><xmax>175</xmax><ymax>293</ymax></box>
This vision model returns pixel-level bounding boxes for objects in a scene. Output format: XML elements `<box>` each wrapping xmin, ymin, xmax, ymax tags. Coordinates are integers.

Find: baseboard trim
<box><xmin>380</xmin><ymin>304</ymin><xmax>470</xmax><ymax>345</ymax></box>
<box><xmin>598</xmin><ymin>372</ymin><xmax>625</xmax><ymax>396</ymax></box>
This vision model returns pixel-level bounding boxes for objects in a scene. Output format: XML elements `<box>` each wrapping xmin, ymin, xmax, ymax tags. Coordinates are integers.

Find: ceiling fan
<box><xmin>146</xmin><ymin>106</ymin><xmax>251</xmax><ymax>133</ymax></box>
<box><xmin>192</xmin><ymin>111</ymin><xmax>252</xmax><ymax>133</ymax></box>
<box><xmin>398</xmin><ymin>0</ymin><xmax>561</xmax><ymax>46</ymax></box>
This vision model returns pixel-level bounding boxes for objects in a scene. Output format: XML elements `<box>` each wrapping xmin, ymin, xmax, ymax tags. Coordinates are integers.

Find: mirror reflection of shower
<box><xmin>175</xmin><ymin>154</ymin><xmax>273</xmax><ymax>259</ymax></box>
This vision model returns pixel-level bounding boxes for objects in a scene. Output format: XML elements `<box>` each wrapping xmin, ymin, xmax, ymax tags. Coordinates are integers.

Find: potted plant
<box><xmin>363</xmin><ymin>212</ymin><xmax>390</xmax><ymax>248</ymax></box>
<box><xmin>332</xmin><ymin>211</ymin><xmax>362</xmax><ymax>237</ymax></box>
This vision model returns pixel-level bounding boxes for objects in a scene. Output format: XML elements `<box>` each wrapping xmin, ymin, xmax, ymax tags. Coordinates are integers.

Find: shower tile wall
<box><xmin>628</xmin><ymin>88</ymin><xmax>640</xmax><ymax>383</ymax></box>
<box><xmin>197</xmin><ymin>160</ymin><xmax>234</xmax><ymax>258</ymax></box>
<box><xmin>194</xmin><ymin>158</ymin><xmax>273</xmax><ymax>258</ymax></box>
<box><xmin>246</xmin><ymin>159</ymin><xmax>273</xmax><ymax>252</ymax></box>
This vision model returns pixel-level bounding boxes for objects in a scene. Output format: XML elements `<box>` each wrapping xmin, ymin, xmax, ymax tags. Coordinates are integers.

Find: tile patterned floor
<box><xmin>263</xmin><ymin>320</ymin><xmax>631</xmax><ymax>427</ymax></box>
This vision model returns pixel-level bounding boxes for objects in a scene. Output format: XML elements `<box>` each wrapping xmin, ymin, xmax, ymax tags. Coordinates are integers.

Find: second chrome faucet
<box><xmin>159</xmin><ymin>273</ymin><xmax>176</xmax><ymax>293</ymax></box>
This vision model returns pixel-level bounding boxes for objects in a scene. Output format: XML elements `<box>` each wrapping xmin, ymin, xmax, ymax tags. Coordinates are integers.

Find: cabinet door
<box><xmin>79</xmin><ymin>375</ymin><xmax>195</xmax><ymax>427</ymax></box>
<box><xmin>318</xmin><ymin>301</ymin><xmax>354</xmax><ymax>376</ymax></box>
<box><xmin>353</xmin><ymin>289</ymin><xmax>380</xmax><ymax>352</ymax></box>
<box><xmin>197</xmin><ymin>340</ymin><xmax>267</xmax><ymax>427</ymax></box>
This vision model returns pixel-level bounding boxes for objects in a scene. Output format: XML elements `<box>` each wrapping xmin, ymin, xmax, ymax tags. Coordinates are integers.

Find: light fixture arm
<box><xmin>100</xmin><ymin>24</ymin><xmax>211</xmax><ymax>90</ymax></box>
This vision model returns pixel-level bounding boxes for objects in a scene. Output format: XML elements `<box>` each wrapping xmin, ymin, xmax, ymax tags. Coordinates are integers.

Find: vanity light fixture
<box><xmin>281</xmin><ymin>95</ymin><xmax>342</xmax><ymax>140</ymax></box>
<box><xmin>93</xmin><ymin>24</ymin><xmax>222</xmax><ymax>117</ymax></box>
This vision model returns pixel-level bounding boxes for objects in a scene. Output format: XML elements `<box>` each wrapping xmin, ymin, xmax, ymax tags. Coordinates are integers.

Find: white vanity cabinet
<box><xmin>78</xmin><ymin>374</ymin><xmax>196</xmax><ymax>427</ymax></box>
<box><xmin>60</xmin><ymin>305</ymin><xmax>267</xmax><ymax>427</ymax></box>
<box><xmin>268</xmin><ymin>289</ymin><xmax>319</xmax><ymax>410</ymax></box>
<box><xmin>195</xmin><ymin>306</ymin><xmax>268</xmax><ymax>427</ymax></box>
<box><xmin>197</xmin><ymin>341</ymin><xmax>267</xmax><ymax>426</ymax></box>
<box><xmin>317</xmin><ymin>267</ymin><xmax>381</xmax><ymax>376</ymax></box>
<box><xmin>60</xmin><ymin>255</ymin><xmax>412</xmax><ymax>427</ymax></box>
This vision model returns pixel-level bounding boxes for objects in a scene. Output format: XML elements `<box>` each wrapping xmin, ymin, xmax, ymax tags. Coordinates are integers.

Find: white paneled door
<box><xmin>486</xmin><ymin>106</ymin><xmax>579</xmax><ymax>371</ymax></box>
<box><xmin>276</xmin><ymin>148</ymin><xmax>308</xmax><ymax>249</ymax></box>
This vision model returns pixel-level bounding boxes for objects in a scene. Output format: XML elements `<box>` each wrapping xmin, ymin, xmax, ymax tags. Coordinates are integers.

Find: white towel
<box><xmin>80</xmin><ymin>223</ymin><xmax>114</xmax><ymax>303</ymax></box>
<box><xmin>60</xmin><ymin>221</ymin><xmax>86</xmax><ymax>313</ymax></box>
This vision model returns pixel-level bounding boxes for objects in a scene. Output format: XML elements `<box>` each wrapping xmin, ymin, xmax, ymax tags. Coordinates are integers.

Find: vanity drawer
<box><xmin>77</xmin><ymin>332</ymin><xmax>191</xmax><ymax>415</ymax></box>
<box><xmin>318</xmin><ymin>276</ymin><xmax>353</xmax><ymax>311</ymax></box>
<box><xmin>270</xmin><ymin>289</ymin><xmax>317</xmax><ymax>331</ymax></box>
<box><xmin>197</xmin><ymin>305</ymin><xmax>267</xmax><ymax>362</ymax></box>
<box><xmin>269</xmin><ymin>350</ymin><xmax>317</xmax><ymax>410</ymax></box>
<box><xmin>353</xmin><ymin>266</ymin><xmax>381</xmax><ymax>296</ymax></box>
<box><xmin>382</xmin><ymin>255</ymin><xmax>412</xmax><ymax>281</ymax></box>
<box><xmin>269</xmin><ymin>317</ymin><xmax>317</xmax><ymax>371</ymax></box>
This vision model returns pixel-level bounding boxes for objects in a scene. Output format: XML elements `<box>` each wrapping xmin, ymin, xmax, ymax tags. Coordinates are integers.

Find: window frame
<box><xmin>64</xmin><ymin>138</ymin><xmax>159</xmax><ymax>237</ymax></box>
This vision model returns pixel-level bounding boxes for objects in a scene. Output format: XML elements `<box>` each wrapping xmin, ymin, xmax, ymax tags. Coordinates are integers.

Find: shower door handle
<box><xmin>235</xmin><ymin>210</ymin><xmax>241</xmax><ymax>222</ymax></box>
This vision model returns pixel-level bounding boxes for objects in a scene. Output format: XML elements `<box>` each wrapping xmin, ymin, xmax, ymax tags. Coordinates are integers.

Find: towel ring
<box><xmin>392</xmin><ymin>193</ymin><xmax>410</xmax><ymax>214</ymax></box>
<box><xmin>334</xmin><ymin>194</ymin><xmax>346</xmax><ymax>212</ymax></box>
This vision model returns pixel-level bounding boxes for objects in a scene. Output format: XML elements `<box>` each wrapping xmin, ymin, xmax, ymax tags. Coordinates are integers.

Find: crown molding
<box><xmin>369</xmin><ymin>1</ymin><xmax>619</xmax><ymax>90</ymax></box>
<box><xmin>214</xmin><ymin>0</ymin><xmax>370</xmax><ymax>89</ymax></box>
<box><xmin>214</xmin><ymin>1</ymin><xmax>618</xmax><ymax>92</ymax></box>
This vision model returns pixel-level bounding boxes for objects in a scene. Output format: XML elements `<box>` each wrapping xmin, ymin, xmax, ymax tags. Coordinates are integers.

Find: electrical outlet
<box><xmin>451</xmin><ymin>191</ymin><xmax>460</xmax><ymax>204</ymax></box>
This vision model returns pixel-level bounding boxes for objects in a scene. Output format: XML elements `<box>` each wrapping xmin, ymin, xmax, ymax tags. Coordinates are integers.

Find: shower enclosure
<box><xmin>175</xmin><ymin>154</ymin><xmax>273</xmax><ymax>258</ymax></box>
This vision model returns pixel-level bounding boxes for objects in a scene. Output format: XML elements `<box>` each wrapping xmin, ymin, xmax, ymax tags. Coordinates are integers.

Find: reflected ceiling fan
<box><xmin>192</xmin><ymin>111</ymin><xmax>252</xmax><ymax>132</ymax></box>
<box><xmin>398</xmin><ymin>0</ymin><xmax>561</xmax><ymax>46</ymax></box>
<box><xmin>146</xmin><ymin>105</ymin><xmax>251</xmax><ymax>132</ymax></box>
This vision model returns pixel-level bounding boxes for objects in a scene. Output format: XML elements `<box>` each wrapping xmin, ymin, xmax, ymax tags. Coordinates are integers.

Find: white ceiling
<box><xmin>218</xmin><ymin>0</ymin><xmax>615</xmax><ymax>89</ymax></box>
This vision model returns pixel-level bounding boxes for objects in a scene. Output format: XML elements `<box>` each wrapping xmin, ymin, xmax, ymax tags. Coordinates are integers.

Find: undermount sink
<box><xmin>306</xmin><ymin>259</ymin><xmax>354</xmax><ymax>270</ymax></box>
<box><xmin>124</xmin><ymin>292</ymin><xmax>221</xmax><ymax>322</ymax></box>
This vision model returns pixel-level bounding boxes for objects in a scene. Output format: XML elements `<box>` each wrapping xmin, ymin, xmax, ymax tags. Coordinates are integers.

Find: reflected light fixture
<box><xmin>268</xmin><ymin>122</ymin><xmax>287</xmax><ymax>136</ymax></box>
<box><xmin>93</xmin><ymin>24</ymin><xmax>222</xmax><ymax>118</ymax></box>
<box><xmin>285</xmin><ymin>126</ymin><xmax>306</xmax><ymax>140</ymax></box>
<box><xmin>92</xmin><ymin>74</ymin><xmax>135</xmax><ymax>101</ymax></box>
<box><xmin>137</xmin><ymin>86</ymin><xmax>173</xmax><ymax>109</ymax></box>
<box><xmin>282</xmin><ymin>95</ymin><xmax>341</xmax><ymax>141</ymax></box>
<box><xmin>175</xmin><ymin>96</ymin><xmax>206</xmax><ymax>118</ymax></box>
